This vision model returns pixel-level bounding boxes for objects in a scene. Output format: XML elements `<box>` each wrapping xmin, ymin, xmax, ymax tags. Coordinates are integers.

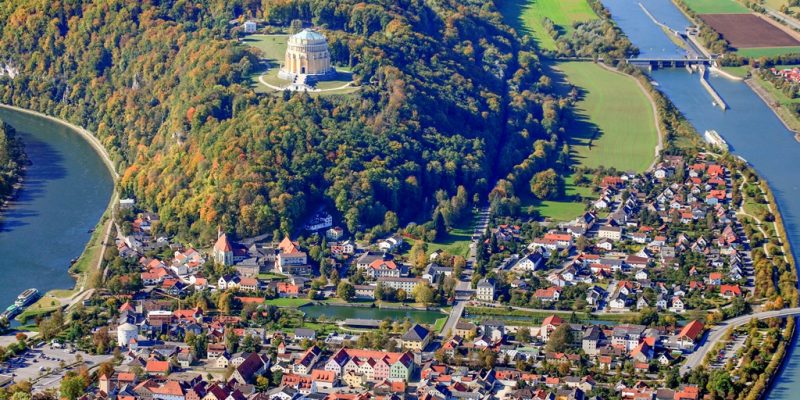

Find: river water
<box><xmin>0</xmin><ymin>107</ymin><xmax>113</xmax><ymax>310</ymax></box>
<box><xmin>600</xmin><ymin>1</ymin><xmax>800</xmax><ymax>397</ymax></box>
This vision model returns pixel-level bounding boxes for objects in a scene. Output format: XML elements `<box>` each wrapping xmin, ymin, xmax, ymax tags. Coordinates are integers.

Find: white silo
<box><xmin>117</xmin><ymin>322</ymin><xmax>138</xmax><ymax>347</ymax></box>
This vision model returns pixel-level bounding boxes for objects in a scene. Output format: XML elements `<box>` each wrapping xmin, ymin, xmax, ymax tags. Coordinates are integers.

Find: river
<box><xmin>600</xmin><ymin>1</ymin><xmax>800</xmax><ymax>397</ymax></box>
<box><xmin>0</xmin><ymin>107</ymin><xmax>113</xmax><ymax>310</ymax></box>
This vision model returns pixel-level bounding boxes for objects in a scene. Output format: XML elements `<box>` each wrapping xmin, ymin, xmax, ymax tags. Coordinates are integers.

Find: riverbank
<box><xmin>0</xmin><ymin>121</ymin><xmax>30</xmax><ymax>220</ymax></box>
<box><xmin>0</xmin><ymin>104</ymin><xmax>118</xmax><ymax>181</ymax></box>
<box><xmin>0</xmin><ymin>104</ymin><xmax>119</xmax><ymax>323</ymax></box>
<box><xmin>744</xmin><ymin>77</ymin><xmax>800</xmax><ymax>137</ymax></box>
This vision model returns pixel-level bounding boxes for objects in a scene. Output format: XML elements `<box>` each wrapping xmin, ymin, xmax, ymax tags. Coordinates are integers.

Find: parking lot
<box><xmin>0</xmin><ymin>343</ymin><xmax>112</xmax><ymax>391</ymax></box>
<box><xmin>710</xmin><ymin>333</ymin><xmax>746</xmax><ymax>370</ymax></box>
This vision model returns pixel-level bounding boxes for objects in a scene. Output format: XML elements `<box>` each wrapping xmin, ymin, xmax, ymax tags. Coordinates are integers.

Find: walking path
<box><xmin>258</xmin><ymin>73</ymin><xmax>355</xmax><ymax>93</ymax></box>
<box><xmin>736</xmin><ymin>175</ymin><xmax>789</xmax><ymax>263</ymax></box>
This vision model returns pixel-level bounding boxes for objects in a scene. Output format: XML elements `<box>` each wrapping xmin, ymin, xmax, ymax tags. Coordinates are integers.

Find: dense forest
<box><xmin>0</xmin><ymin>119</ymin><xmax>26</xmax><ymax>206</ymax></box>
<box><xmin>0</xmin><ymin>0</ymin><xmax>566</xmax><ymax>242</ymax></box>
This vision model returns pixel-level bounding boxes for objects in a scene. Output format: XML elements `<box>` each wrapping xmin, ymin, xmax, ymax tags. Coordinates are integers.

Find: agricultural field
<box><xmin>551</xmin><ymin>62</ymin><xmax>658</xmax><ymax>173</ymax></box>
<box><xmin>496</xmin><ymin>0</ymin><xmax>597</xmax><ymax>51</ymax></box>
<box><xmin>700</xmin><ymin>14</ymin><xmax>800</xmax><ymax>49</ymax></box>
<box><xmin>682</xmin><ymin>0</ymin><xmax>749</xmax><ymax>14</ymax></box>
<box><xmin>737</xmin><ymin>46</ymin><xmax>800</xmax><ymax>57</ymax></box>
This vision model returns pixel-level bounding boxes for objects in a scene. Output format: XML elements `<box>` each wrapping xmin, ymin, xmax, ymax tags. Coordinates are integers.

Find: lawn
<box><xmin>433</xmin><ymin>317</ymin><xmax>447</xmax><ymax>332</ymax></box>
<box><xmin>413</xmin><ymin>212</ymin><xmax>478</xmax><ymax>258</ymax></box>
<box><xmin>258</xmin><ymin>272</ymin><xmax>289</xmax><ymax>281</ymax></box>
<box><xmin>496</xmin><ymin>0</ymin><xmax>597</xmax><ymax>51</ymax></box>
<box><xmin>550</xmin><ymin>62</ymin><xmax>658</xmax><ymax>173</ymax></box>
<box><xmin>262</xmin><ymin>298</ymin><xmax>312</xmax><ymax>307</ymax></box>
<box><xmin>737</xmin><ymin>47</ymin><xmax>800</xmax><ymax>58</ymax></box>
<box><xmin>719</xmin><ymin>65</ymin><xmax>751</xmax><ymax>78</ymax></box>
<box><xmin>682</xmin><ymin>0</ymin><xmax>749</xmax><ymax>14</ymax></box>
<box><xmin>16</xmin><ymin>295</ymin><xmax>62</xmax><ymax>323</ymax></box>
<box><xmin>522</xmin><ymin>174</ymin><xmax>594</xmax><ymax>222</ymax></box>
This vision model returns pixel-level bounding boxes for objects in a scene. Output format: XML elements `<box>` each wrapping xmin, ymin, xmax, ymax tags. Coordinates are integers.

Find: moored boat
<box><xmin>15</xmin><ymin>288</ymin><xmax>39</xmax><ymax>307</ymax></box>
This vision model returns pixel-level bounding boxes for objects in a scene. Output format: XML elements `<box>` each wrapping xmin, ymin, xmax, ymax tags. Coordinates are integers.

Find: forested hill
<box><xmin>0</xmin><ymin>119</ymin><xmax>27</xmax><ymax>204</ymax></box>
<box><xmin>0</xmin><ymin>0</ymin><xmax>562</xmax><ymax>242</ymax></box>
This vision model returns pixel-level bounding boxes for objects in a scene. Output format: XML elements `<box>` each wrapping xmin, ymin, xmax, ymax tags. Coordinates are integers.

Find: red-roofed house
<box><xmin>719</xmin><ymin>284</ymin><xmax>742</xmax><ymax>298</ymax></box>
<box><xmin>145</xmin><ymin>360</ymin><xmax>171</xmax><ymax>376</ymax></box>
<box><xmin>676</xmin><ymin>320</ymin><xmax>705</xmax><ymax>350</ymax></box>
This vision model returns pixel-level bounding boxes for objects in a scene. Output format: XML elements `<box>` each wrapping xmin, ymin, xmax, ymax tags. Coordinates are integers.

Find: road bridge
<box><xmin>440</xmin><ymin>301</ymin><xmax>466</xmax><ymax>336</ymax></box>
<box><xmin>680</xmin><ymin>307</ymin><xmax>800</xmax><ymax>375</ymax></box>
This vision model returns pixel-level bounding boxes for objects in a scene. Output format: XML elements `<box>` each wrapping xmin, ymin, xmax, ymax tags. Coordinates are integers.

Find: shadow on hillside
<box><xmin>540</xmin><ymin>62</ymin><xmax>605</xmax><ymax>168</ymax></box>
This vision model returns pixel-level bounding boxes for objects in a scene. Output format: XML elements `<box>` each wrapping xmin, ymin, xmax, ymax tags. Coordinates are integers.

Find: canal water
<box><xmin>0</xmin><ymin>107</ymin><xmax>113</xmax><ymax>310</ymax></box>
<box><xmin>600</xmin><ymin>1</ymin><xmax>800</xmax><ymax>397</ymax></box>
<box><xmin>300</xmin><ymin>304</ymin><xmax>445</xmax><ymax>324</ymax></box>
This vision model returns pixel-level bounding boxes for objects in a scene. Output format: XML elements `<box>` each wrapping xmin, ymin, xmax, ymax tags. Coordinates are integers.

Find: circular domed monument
<box><xmin>279</xmin><ymin>29</ymin><xmax>335</xmax><ymax>83</ymax></box>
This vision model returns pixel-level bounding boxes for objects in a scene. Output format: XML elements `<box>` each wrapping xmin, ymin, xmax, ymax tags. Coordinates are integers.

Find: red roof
<box><xmin>119</xmin><ymin>301</ymin><xmax>134</xmax><ymax>313</ymax></box>
<box><xmin>719</xmin><ymin>284</ymin><xmax>742</xmax><ymax>297</ymax></box>
<box><xmin>214</xmin><ymin>234</ymin><xmax>233</xmax><ymax>252</ymax></box>
<box><xmin>145</xmin><ymin>360</ymin><xmax>170</xmax><ymax>374</ymax></box>
<box><xmin>542</xmin><ymin>314</ymin><xmax>564</xmax><ymax>327</ymax></box>
<box><xmin>678</xmin><ymin>320</ymin><xmax>705</xmax><ymax>341</ymax></box>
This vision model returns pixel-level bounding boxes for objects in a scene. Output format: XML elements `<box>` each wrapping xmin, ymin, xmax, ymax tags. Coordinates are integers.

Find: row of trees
<box><xmin>0</xmin><ymin>119</ymin><xmax>26</xmax><ymax>206</ymax></box>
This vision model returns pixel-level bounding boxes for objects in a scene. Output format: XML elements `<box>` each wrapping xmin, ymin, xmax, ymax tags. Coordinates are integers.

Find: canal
<box><xmin>599</xmin><ymin>1</ymin><xmax>800</xmax><ymax>397</ymax></box>
<box><xmin>300</xmin><ymin>304</ymin><xmax>446</xmax><ymax>324</ymax></box>
<box><xmin>0</xmin><ymin>107</ymin><xmax>114</xmax><ymax>310</ymax></box>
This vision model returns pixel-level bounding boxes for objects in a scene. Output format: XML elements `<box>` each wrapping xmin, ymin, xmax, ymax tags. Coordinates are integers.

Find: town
<box><xmin>0</xmin><ymin>148</ymin><xmax>784</xmax><ymax>400</ymax></box>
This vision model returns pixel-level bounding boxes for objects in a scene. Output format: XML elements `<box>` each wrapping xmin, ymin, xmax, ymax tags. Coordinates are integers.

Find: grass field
<box><xmin>407</xmin><ymin>212</ymin><xmax>478</xmax><ymax>258</ymax></box>
<box><xmin>16</xmin><ymin>295</ymin><xmax>62</xmax><ymax>323</ymax></box>
<box><xmin>719</xmin><ymin>65</ymin><xmax>751</xmax><ymax>78</ymax></box>
<box><xmin>433</xmin><ymin>317</ymin><xmax>447</xmax><ymax>332</ymax></box>
<box><xmin>551</xmin><ymin>62</ymin><xmax>658</xmax><ymax>173</ymax></box>
<box><xmin>737</xmin><ymin>46</ymin><xmax>800</xmax><ymax>58</ymax></box>
<box><xmin>258</xmin><ymin>272</ymin><xmax>289</xmax><ymax>281</ymax></box>
<box><xmin>522</xmin><ymin>175</ymin><xmax>594</xmax><ymax>222</ymax></box>
<box><xmin>496</xmin><ymin>0</ymin><xmax>597</xmax><ymax>51</ymax></box>
<box><xmin>682</xmin><ymin>0</ymin><xmax>749</xmax><ymax>14</ymax></box>
<box><xmin>262</xmin><ymin>298</ymin><xmax>312</xmax><ymax>307</ymax></box>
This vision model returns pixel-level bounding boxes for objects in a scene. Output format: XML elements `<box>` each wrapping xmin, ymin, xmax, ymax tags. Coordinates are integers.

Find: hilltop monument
<box><xmin>279</xmin><ymin>28</ymin><xmax>334</xmax><ymax>84</ymax></box>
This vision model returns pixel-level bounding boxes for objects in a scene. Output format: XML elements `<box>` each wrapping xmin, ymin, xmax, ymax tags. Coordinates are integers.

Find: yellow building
<box><xmin>343</xmin><ymin>371</ymin><xmax>365</xmax><ymax>388</ymax></box>
<box><xmin>282</xmin><ymin>29</ymin><xmax>332</xmax><ymax>76</ymax></box>
<box><xmin>400</xmin><ymin>324</ymin><xmax>431</xmax><ymax>351</ymax></box>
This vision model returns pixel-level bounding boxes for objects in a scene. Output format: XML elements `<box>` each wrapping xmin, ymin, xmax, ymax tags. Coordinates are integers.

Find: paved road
<box><xmin>440</xmin><ymin>301</ymin><xmax>466</xmax><ymax>336</ymax></box>
<box><xmin>765</xmin><ymin>8</ymin><xmax>800</xmax><ymax>31</ymax></box>
<box><xmin>680</xmin><ymin>307</ymin><xmax>800</xmax><ymax>374</ymax></box>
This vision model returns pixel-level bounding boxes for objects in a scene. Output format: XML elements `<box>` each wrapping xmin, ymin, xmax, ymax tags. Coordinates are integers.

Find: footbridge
<box><xmin>680</xmin><ymin>307</ymin><xmax>800</xmax><ymax>374</ymax></box>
